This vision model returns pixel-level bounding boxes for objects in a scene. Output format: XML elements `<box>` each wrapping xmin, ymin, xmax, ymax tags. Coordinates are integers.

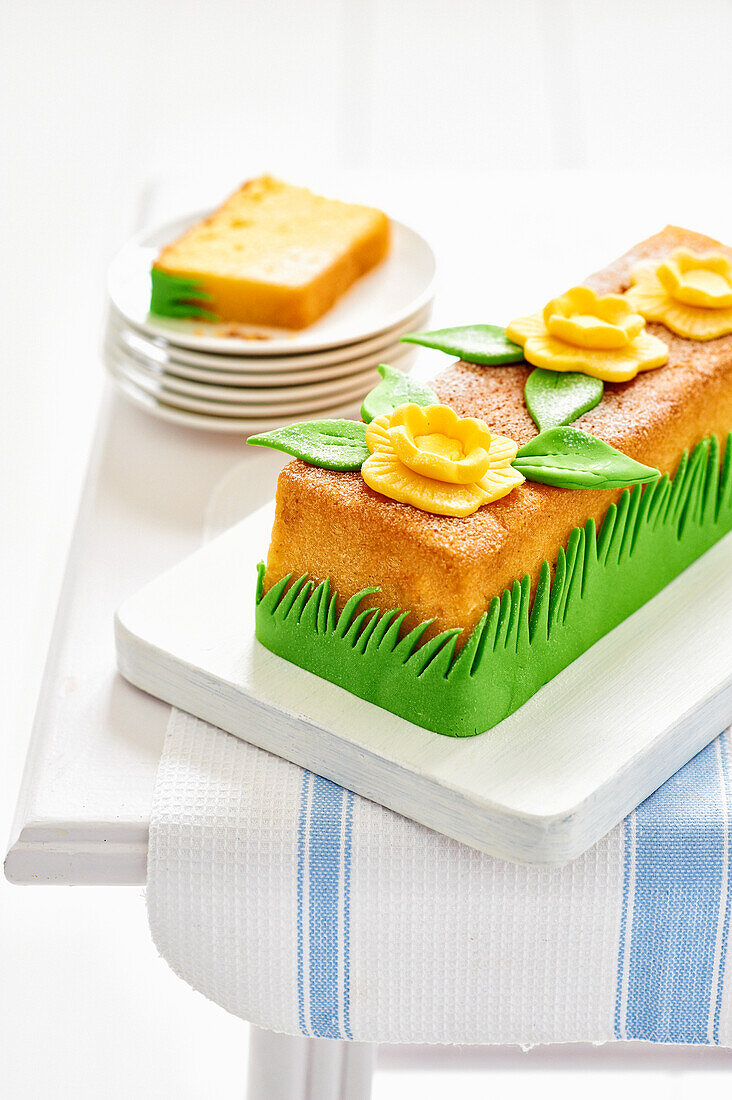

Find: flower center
<box><xmin>550</xmin><ymin>311</ymin><xmax>630</xmax><ymax>349</ymax></box>
<box><xmin>415</xmin><ymin>433</ymin><xmax>465</xmax><ymax>462</ymax></box>
<box><xmin>657</xmin><ymin>252</ymin><xmax>732</xmax><ymax>309</ymax></box>
<box><xmin>385</xmin><ymin>406</ymin><xmax>493</xmax><ymax>486</ymax></box>
<box><xmin>543</xmin><ymin>286</ymin><xmax>645</xmax><ymax>351</ymax></box>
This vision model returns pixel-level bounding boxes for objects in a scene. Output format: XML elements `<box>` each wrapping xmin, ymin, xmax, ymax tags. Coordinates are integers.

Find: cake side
<box><xmin>256</xmin><ymin>434</ymin><xmax>732</xmax><ymax>736</ymax></box>
<box><xmin>153</xmin><ymin>176</ymin><xmax>390</xmax><ymax>328</ymax></box>
<box><xmin>264</xmin><ymin>226</ymin><xmax>732</xmax><ymax>638</ymax></box>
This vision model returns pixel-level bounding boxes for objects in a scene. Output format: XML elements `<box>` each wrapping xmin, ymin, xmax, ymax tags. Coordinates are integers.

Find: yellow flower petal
<box><xmin>623</xmin><ymin>267</ymin><xmax>670</xmax><ymax>318</ymax></box>
<box><xmin>478</xmin><ymin>465</ymin><xmax>525</xmax><ymax>500</ymax></box>
<box><xmin>655</xmin><ymin>301</ymin><xmax>732</xmax><ymax>340</ymax></box>
<box><xmin>486</xmin><ymin>434</ymin><xmax>519</xmax><ymax>466</ymax></box>
<box><xmin>505</xmin><ymin>313</ymin><xmax>546</xmax><ymax>345</ymax></box>
<box><xmin>628</xmin><ymin>255</ymin><xmax>732</xmax><ymax>340</ymax></box>
<box><xmin>364</xmin><ymin>416</ymin><xmax>392</xmax><ymax>453</ymax></box>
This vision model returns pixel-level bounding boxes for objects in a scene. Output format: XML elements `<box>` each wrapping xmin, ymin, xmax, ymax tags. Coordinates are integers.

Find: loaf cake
<box><xmin>150</xmin><ymin>176</ymin><xmax>390</xmax><ymax>329</ymax></box>
<box><xmin>250</xmin><ymin>226</ymin><xmax>732</xmax><ymax>736</ymax></box>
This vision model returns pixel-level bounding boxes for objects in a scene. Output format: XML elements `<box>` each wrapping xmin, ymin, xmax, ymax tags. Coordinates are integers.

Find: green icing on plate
<box><xmin>248</xmin><ymin>420</ymin><xmax>370</xmax><ymax>471</ymax></box>
<box><xmin>524</xmin><ymin>368</ymin><xmax>604</xmax><ymax>432</ymax></box>
<box><xmin>360</xmin><ymin>363</ymin><xmax>437</xmax><ymax>423</ymax></box>
<box><xmin>401</xmin><ymin>324</ymin><xmax>525</xmax><ymax>365</ymax></box>
<box><xmin>149</xmin><ymin>268</ymin><xmax>219</xmax><ymax>321</ymax></box>
<box><xmin>255</xmin><ymin>435</ymin><xmax>732</xmax><ymax>736</ymax></box>
<box><xmin>513</xmin><ymin>426</ymin><xmax>660</xmax><ymax>489</ymax></box>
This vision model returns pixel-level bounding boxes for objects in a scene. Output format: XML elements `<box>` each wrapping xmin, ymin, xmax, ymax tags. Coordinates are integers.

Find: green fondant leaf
<box><xmin>401</xmin><ymin>324</ymin><xmax>524</xmax><ymax>365</ymax></box>
<box><xmin>149</xmin><ymin>268</ymin><xmax>219</xmax><ymax>321</ymax></box>
<box><xmin>255</xmin><ymin>434</ymin><xmax>732</xmax><ymax>737</ymax></box>
<box><xmin>524</xmin><ymin>368</ymin><xmax>603</xmax><ymax>431</ymax></box>
<box><xmin>247</xmin><ymin>419</ymin><xmax>369</xmax><ymax>471</ymax></box>
<box><xmin>513</xmin><ymin>426</ymin><xmax>660</xmax><ymax>489</ymax></box>
<box><xmin>360</xmin><ymin>363</ymin><xmax>437</xmax><ymax>423</ymax></box>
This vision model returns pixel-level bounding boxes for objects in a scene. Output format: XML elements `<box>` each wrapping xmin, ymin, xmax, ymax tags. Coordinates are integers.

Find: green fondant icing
<box><xmin>525</xmin><ymin>368</ymin><xmax>604</xmax><ymax>431</ymax></box>
<box><xmin>361</xmin><ymin>364</ymin><xmax>437</xmax><ymax>423</ymax></box>
<box><xmin>149</xmin><ymin>268</ymin><xmax>219</xmax><ymax>321</ymax></box>
<box><xmin>248</xmin><ymin>419</ymin><xmax>369</xmax><ymax>471</ymax></box>
<box><xmin>513</xmin><ymin>426</ymin><xmax>660</xmax><ymax>489</ymax></box>
<box><xmin>401</xmin><ymin>324</ymin><xmax>524</xmax><ymax>366</ymax></box>
<box><xmin>255</xmin><ymin>434</ymin><xmax>732</xmax><ymax>737</ymax></box>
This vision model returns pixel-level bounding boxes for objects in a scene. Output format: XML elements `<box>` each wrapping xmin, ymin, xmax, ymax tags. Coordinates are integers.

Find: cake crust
<box><xmin>264</xmin><ymin>227</ymin><xmax>732</xmax><ymax>638</ymax></box>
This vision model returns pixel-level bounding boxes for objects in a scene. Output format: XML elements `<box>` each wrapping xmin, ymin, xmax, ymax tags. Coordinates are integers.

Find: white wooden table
<box><xmin>4</xmin><ymin>384</ymin><xmax>287</xmax><ymax>885</ymax></box>
<box><xmin>8</xmin><ymin>172</ymin><xmax>732</xmax><ymax>1097</ymax></box>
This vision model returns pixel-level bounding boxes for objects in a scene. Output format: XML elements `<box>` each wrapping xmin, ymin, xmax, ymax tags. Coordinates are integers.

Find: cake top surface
<box><xmin>276</xmin><ymin>225</ymin><xmax>732</xmax><ymax>564</ymax></box>
<box><xmin>155</xmin><ymin>175</ymin><xmax>388</xmax><ymax>287</ymax></box>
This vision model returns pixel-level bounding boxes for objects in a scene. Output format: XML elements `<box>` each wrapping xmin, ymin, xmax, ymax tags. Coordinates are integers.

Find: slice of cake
<box><xmin>251</xmin><ymin>226</ymin><xmax>732</xmax><ymax>735</ymax></box>
<box><xmin>151</xmin><ymin>176</ymin><xmax>390</xmax><ymax>329</ymax></box>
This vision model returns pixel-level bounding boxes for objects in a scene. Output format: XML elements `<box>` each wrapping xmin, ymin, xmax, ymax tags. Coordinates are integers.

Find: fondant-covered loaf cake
<box><xmin>251</xmin><ymin>227</ymin><xmax>732</xmax><ymax>736</ymax></box>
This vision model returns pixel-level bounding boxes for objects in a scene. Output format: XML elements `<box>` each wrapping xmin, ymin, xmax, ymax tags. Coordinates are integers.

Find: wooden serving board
<box><xmin>115</xmin><ymin>502</ymin><xmax>732</xmax><ymax>866</ymax></box>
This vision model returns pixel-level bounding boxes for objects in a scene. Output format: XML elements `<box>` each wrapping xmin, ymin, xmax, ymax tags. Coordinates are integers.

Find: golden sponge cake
<box><xmin>153</xmin><ymin>176</ymin><xmax>390</xmax><ymax>329</ymax></box>
<box><xmin>263</xmin><ymin>227</ymin><xmax>732</xmax><ymax>639</ymax></box>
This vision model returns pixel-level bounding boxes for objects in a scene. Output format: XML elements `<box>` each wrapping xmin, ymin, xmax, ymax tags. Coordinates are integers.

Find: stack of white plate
<box><xmin>104</xmin><ymin>210</ymin><xmax>436</xmax><ymax>433</ymax></box>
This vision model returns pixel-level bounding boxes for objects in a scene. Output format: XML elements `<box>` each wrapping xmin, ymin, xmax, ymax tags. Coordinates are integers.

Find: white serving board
<box><xmin>115</xmin><ymin>502</ymin><xmax>732</xmax><ymax>867</ymax></box>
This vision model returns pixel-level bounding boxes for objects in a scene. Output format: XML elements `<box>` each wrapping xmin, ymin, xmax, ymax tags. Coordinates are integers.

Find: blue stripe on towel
<box><xmin>295</xmin><ymin>770</ymin><xmax>311</xmax><ymax>1036</ymax></box>
<box><xmin>342</xmin><ymin>789</ymin><xmax>355</xmax><ymax>1041</ymax></box>
<box><xmin>615</xmin><ymin>734</ymin><xmax>731</xmax><ymax>1043</ymax></box>
<box><xmin>614</xmin><ymin>813</ymin><xmax>634</xmax><ymax>1039</ymax></box>
<box><xmin>713</xmin><ymin>734</ymin><xmax>732</xmax><ymax>1043</ymax></box>
<box><xmin>296</xmin><ymin>770</ymin><xmax>352</xmax><ymax>1039</ymax></box>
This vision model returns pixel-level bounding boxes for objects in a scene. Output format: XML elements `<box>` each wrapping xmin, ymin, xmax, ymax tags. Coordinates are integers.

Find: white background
<box><xmin>3</xmin><ymin>1</ymin><xmax>732</xmax><ymax>1095</ymax></box>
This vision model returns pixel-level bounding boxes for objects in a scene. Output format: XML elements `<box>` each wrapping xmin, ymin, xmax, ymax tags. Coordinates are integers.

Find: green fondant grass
<box><xmin>149</xmin><ymin>268</ymin><xmax>219</xmax><ymax>321</ymax></box>
<box><xmin>255</xmin><ymin>434</ymin><xmax>732</xmax><ymax>737</ymax></box>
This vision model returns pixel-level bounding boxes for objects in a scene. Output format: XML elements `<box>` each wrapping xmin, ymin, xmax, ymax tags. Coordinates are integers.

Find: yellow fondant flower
<box><xmin>361</xmin><ymin>404</ymin><xmax>523</xmax><ymax>517</ymax></box>
<box><xmin>627</xmin><ymin>248</ymin><xmax>732</xmax><ymax>340</ymax></box>
<box><xmin>506</xmin><ymin>285</ymin><xmax>668</xmax><ymax>382</ymax></box>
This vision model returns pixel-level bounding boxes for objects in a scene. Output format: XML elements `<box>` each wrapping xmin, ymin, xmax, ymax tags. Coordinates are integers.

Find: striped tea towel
<box><xmin>147</xmin><ymin>716</ymin><xmax>732</xmax><ymax>1045</ymax></box>
<box><xmin>146</xmin><ymin>470</ymin><xmax>732</xmax><ymax>1046</ymax></box>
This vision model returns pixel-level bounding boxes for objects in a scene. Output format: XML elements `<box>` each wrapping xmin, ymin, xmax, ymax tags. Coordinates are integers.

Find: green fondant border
<box><xmin>255</xmin><ymin>434</ymin><xmax>732</xmax><ymax>737</ymax></box>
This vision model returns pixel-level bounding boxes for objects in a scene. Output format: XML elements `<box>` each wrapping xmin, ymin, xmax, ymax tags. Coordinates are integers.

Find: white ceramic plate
<box><xmin>107</xmin><ymin>350</ymin><xmax>381</xmax><ymax>416</ymax></box>
<box><xmin>107</xmin><ymin>211</ymin><xmax>436</xmax><ymax>355</ymax></box>
<box><xmin>107</xmin><ymin>302</ymin><xmax>432</xmax><ymax>373</ymax></box>
<box><xmin>107</xmin><ymin>312</ymin><xmax>422</xmax><ymax>385</ymax></box>
<box><xmin>109</xmin><ymin>369</ymin><xmax>364</xmax><ymax>435</ymax></box>
<box><xmin>106</xmin><ymin>340</ymin><xmax>416</xmax><ymax>405</ymax></box>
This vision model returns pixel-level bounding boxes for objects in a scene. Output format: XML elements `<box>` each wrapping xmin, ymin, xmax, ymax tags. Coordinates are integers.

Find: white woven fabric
<box><xmin>147</xmin><ymin>712</ymin><xmax>732</xmax><ymax>1045</ymax></box>
<box><xmin>147</xmin><ymin>469</ymin><xmax>732</xmax><ymax>1046</ymax></box>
